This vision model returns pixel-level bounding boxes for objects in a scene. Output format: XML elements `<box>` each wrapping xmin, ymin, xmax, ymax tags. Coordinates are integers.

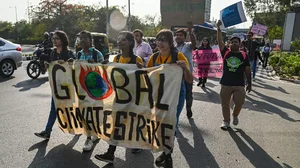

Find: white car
<box><xmin>0</xmin><ymin>38</ymin><xmax>22</xmax><ymax>78</ymax></box>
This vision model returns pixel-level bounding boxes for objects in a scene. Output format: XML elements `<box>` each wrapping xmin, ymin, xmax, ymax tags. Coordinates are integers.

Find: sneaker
<box><xmin>131</xmin><ymin>148</ymin><xmax>142</xmax><ymax>154</ymax></box>
<box><xmin>95</xmin><ymin>152</ymin><xmax>114</xmax><ymax>164</ymax></box>
<box><xmin>34</xmin><ymin>131</ymin><xmax>50</xmax><ymax>140</ymax></box>
<box><xmin>82</xmin><ymin>138</ymin><xmax>93</xmax><ymax>151</ymax></box>
<box><xmin>233</xmin><ymin>116</ymin><xmax>239</xmax><ymax>125</ymax></box>
<box><xmin>186</xmin><ymin>109</ymin><xmax>193</xmax><ymax>119</ymax></box>
<box><xmin>201</xmin><ymin>83</ymin><xmax>206</xmax><ymax>88</ymax></box>
<box><xmin>197</xmin><ymin>81</ymin><xmax>202</xmax><ymax>86</ymax></box>
<box><xmin>164</xmin><ymin>153</ymin><xmax>173</xmax><ymax>168</ymax></box>
<box><xmin>220</xmin><ymin>121</ymin><xmax>230</xmax><ymax>130</ymax></box>
<box><xmin>155</xmin><ymin>152</ymin><xmax>166</xmax><ymax>167</ymax></box>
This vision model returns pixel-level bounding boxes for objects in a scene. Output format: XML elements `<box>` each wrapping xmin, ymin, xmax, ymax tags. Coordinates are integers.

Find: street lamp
<box><xmin>128</xmin><ymin>0</ymin><xmax>131</xmax><ymax>31</ymax></box>
<box><xmin>106</xmin><ymin>0</ymin><xmax>109</xmax><ymax>35</ymax></box>
<box><xmin>9</xmin><ymin>6</ymin><xmax>18</xmax><ymax>23</ymax></box>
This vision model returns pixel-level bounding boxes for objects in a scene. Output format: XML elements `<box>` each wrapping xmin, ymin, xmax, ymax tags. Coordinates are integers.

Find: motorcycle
<box><xmin>26</xmin><ymin>45</ymin><xmax>52</xmax><ymax>79</ymax></box>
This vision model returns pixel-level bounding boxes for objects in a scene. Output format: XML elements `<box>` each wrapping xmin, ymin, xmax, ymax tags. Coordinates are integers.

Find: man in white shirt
<box><xmin>133</xmin><ymin>29</ymin><xmax>153</xmax><ymax>64</ymax></box>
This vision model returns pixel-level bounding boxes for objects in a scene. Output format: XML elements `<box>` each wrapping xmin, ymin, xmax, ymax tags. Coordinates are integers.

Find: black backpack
<box><xmin>152</xmin><ymin>50</ymin><xmax>179</xmax><ymax>66</ymax></box>
<box><xmin>115</xmin><ymin>54</ymin><xmax>137</xmax><ymax>64</ymax></box>
<box><xmin>77</xmin><ymin>48</ymin><xmax>99</xmax><ymax>62</ymax></box>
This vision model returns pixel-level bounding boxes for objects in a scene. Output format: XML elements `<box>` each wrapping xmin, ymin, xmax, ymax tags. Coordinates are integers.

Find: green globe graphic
<box><xmin>84</xmin><ymin>72</ymin><xmax>108</xmax><ymax>98</ymax></box>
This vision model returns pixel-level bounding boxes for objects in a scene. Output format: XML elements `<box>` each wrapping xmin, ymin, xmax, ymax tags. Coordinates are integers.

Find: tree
<box><xmin>0</xmin><ymin>21</ymin><xmax>13</xmax><ymax>39</ymax></box>
<box><xmin>244</xmin><ymin>0</ymin><xmax>300</xmax><ymax>27</ymax></box>
<box><xmin>268</xmin><ymin>25</ymin><xmax>283</xmax><ymax>41</ymax></box>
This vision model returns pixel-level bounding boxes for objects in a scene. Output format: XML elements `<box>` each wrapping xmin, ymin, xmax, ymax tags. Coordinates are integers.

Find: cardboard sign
<box><xmin>220</xmin><ymin>1</ymin><xmax>247</xmax><ymax>28</ymax></box>
<box><xmin>251</xmin><ymin>23</ymin><xmax>268</xmax><ymax>36</ymax></box>
<box><xmin>160</xmin><ymin>0</ymin><xmax>205</xmax><ymax>27</ymax></box>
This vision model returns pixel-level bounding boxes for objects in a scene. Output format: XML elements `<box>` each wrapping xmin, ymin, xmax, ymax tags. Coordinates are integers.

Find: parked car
<box><xmin>0</xmin><ymin>38</ymin><xmax>22</xmax><ymax>78</ymax></box>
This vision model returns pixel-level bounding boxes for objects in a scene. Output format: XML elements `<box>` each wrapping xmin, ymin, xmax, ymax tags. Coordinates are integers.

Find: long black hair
<box><xmin>54</xmin><ymin>30</ymin><xmax>69</xmax><ymax>50</ymax></box>
<box><xmin>118</xmin><ymin>31</ymin><xmax>135</xmax><ymax>57</ymax></box>
<box><xmin>199</xmin><ymin>37</ymin><xmax>212</xmax><ymax>50</ymax></box>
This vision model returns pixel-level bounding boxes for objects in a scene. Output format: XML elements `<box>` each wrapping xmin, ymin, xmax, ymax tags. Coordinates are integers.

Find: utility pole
<box><xmin>106</xmin><ymin>0</ymin><xmax>109</xmax><ymax>35</ymax></box>
<box><xmin>128</xmin><ymin>0</ymin><xmax>131</xmax><ymax>31</ymax></box>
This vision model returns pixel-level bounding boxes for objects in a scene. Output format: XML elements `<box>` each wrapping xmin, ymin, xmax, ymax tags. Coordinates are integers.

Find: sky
<box><xmin>0</xmin><ymin>0</ymin><xmax>252</xmax><ymax>28</ymax></box>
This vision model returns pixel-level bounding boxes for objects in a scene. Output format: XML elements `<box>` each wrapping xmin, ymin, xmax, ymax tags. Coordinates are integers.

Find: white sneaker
<box><xmin>83</xmin><ymin>138</ymin><xmax>93</xmax><ymax>151</ymax></box>
<box><xmin>220</xmin><ymin>121</ymin><xmax>230</xmax><ymax>130</ymax></box>
<box><xmin>233</xmin><ymin>116</ymin><xmax>239</xmax><ymax>126</ymax></box>
<box><xmin>91</xmin><ymin>135</ymin><xmax>99</xmax><ymax>142</ymax></box>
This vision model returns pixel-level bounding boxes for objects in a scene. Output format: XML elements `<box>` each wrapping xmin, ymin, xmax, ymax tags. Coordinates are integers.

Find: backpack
<box><xmin>115</xmin><ymin>54</ymin><xmax>137</xmax><ymax>64</ymax></box>
<box><xmin>77</xmin><ymin>48</ymin><xmax>99</xmax><ymax>62</ymax></box>
<box><xmin>224</xmin><ymin>49</ymin><xmax>247</xmax><ymax>60</ymax></box>
<box><xmin>152</xmin><ymin>50</ymin><xmax>179</xmax><ymax>65</ymax></box>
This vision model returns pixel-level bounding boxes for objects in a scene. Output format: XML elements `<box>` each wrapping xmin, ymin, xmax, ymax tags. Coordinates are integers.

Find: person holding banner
<box><xmin>94</xmin><ymin>31</ymin><xmax>144</xmax><ymax>164</ymax></box>
<box><xmin>217</xmin><ymin>20</ymin><xmax>252</xmax><ymax>130</ymax></box>
<box><xmin>175</xmin><ymin>21</ymin><xmax>196</xmax><ymax>119</ymax></box>
<box><xmin>197</xmin><ymin>37</ymin><xmax>212</xmax><ymax>88</ymax></box>
<box><xmin>34</xmin><ymin>30</ymin><xmax>75</xmax><ymax>139</ymax></box>
<box><xmin>147</xmin><ymin>29</ymin><xmax>194</xmax><ymax>168</ymax></box>
<box><xmin>76</xmin><ymin>30</ymin><xmax>104</xmax><ymax>152</ymax></box>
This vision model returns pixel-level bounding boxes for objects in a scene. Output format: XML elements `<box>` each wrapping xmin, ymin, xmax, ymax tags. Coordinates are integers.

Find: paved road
<box><xmin>0</xmin><ymin>62</ymin><xmax>299</xmax><ymax>168</ymax></box>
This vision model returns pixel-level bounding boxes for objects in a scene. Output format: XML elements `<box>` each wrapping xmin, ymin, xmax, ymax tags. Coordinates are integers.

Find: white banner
<box><xmin>48</xmin><ymin>61</ymin><xmax>183</xmax><ymax>153</ymax></box>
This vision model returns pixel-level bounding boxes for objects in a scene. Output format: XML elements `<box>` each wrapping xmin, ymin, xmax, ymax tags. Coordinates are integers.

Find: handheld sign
<box><xmin>220</xmin><ymin>1</ymin><xmax>247</xmax><ymax>28</ymax></box>
<box><xmin>251</xmin><ymin>22</ymin><xmax>268</xmax><ymax>36</ymax></box>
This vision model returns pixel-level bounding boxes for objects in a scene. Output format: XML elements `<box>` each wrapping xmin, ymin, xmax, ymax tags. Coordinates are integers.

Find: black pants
<box><xmin>185</xmin><ymin>81</ymin><xmax>193</xmax><ymax>110</ymax></box>
<box><xmin>263</xmin><ymin>52</ymin><xmax>270</xmax><ymax>67</ymax></box>
<box><xmin>198</xmin><ymin>77</ymin><xmax>207</xmax><ymax>84</ymax></box>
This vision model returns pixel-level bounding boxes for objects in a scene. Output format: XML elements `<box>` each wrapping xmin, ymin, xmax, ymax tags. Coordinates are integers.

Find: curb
<box><xmin>279</xmin><ymin>77</ymin><xmax>300</xmax><ymax>84</ymax></box>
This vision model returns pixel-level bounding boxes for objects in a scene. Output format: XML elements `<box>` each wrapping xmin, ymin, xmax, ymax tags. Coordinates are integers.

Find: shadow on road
<box><xmin>13</xmin><ymin>77</ymin><xmax>48</xmax><ymax>92</ymax></box>
<box><xmin>193</xmin><ymin>86</ymin><xmax>220</xmax><ymax>104</ymax></box>
<box><xmin>177</xmin><ymin>118</ymin><xmax>220</xmax><ymax>168</ymax></box>
<box><xmin>0</xmin><ymin>76</ymin><xmax>15</xmax><ymax>83</ymax></box>
<box><xmin>228</xmin><ymin>128</ymin><xmax>282</xmax><ymax>168</ymax></box>
<box><xmin>246</xmin><ymin>95</ymin><xmax>296</xmax><ymax>122</ymax></box>
<box><xmin>253</xmin><ymin>79</ymin><xmax>290</xmax><ymax>94</ymax></box>
<box><xmin>28</xmin><ymin>134</ymin><xmax>100</xmax><ymax>168</ymax></box>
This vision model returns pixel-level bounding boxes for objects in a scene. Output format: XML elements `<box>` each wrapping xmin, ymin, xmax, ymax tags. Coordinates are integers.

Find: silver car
<box><xmin>0</xmin><ymin>38</ymin><xmax>22</xmax><ymax>78</ymax></box>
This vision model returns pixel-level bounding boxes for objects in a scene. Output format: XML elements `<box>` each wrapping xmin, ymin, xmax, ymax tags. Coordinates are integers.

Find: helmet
<box><xmin>44</xmin><ymin>32</ymin><xmax>49</xmax><ymax>39</ymax></box>
<box><xmin>49</xmin><ymin>32</ymin><xmax>54</xmax><ymax>38</ymax></box>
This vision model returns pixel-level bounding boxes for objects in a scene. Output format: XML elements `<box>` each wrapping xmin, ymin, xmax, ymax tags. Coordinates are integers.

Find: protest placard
<box><xmin>220</xmin><ymin>1</ymin><xmax>247</xmax><ymax>28</ymax></box>
<box><xmin>251</xmin><ymin>22</ymin><xmax>268</xmax><ymax>36</ymax></box>
<box><xmin>193</xmin><ymin>50</ymin><xmax>223</xmax><ymax>78</ymax></box>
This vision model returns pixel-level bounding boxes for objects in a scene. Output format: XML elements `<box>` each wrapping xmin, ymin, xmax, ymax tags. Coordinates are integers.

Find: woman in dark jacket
<box><xmin>197</xmin><ymin>37</ymin><xmax>212</xmax><ymax>87</ymax></box>
<box><xmin>34</xmin><ymin>30</ymin><xmax>75</xmax><ymax>140</ymax></box>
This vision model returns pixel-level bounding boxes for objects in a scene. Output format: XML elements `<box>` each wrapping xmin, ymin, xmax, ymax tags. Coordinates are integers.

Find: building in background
<box><xmin>205</xmin><ymin>0</ymin><xmax>212</xmax><ymax>22</ymax></box>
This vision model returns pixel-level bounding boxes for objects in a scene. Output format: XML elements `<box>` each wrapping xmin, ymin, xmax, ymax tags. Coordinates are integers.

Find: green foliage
<box><xmin>268</xmin><ymin>25</ymin><xmax>284</xmax><ymax>41</ymax></box>
<box><xmin>244</xmin><ymin>0</ymin><xmax>300</xmax><ymax>27</ymax></box>
<box><xmin>291</xmin><ymin>38</ymin><xmax>300</xmax><ymax>51</ymax></box>
<box><xmin>1</xmin><ymin>0</ymin><xmax>162</xmax><ymax>45</ymax></box>
<box><xmin>269</xmin><ymin>52</ymin><xmax>300</xmax><ymax>77</ymax></box>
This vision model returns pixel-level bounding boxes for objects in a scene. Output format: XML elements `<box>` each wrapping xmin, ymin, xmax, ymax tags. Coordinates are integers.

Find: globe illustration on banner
<box><xmin>84</xmin><ymin>71</ymin><xmax>108</xmax><ymax>98</ymax></box>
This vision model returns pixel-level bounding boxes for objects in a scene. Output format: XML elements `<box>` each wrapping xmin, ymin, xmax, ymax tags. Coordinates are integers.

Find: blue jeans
<box><xmin>176</xmin><ymin>81</ymin><xmax>186</xmax><ymax>129</ymax></box>
<box><xmin>250</xmin><ymin>60</ymin><xmax>257</xmax><ymax>79</ymax></box>
<box><xmin>45</xmin><ymin>97</ymin><xmax>56</xmax><ymax>134</ymax></box>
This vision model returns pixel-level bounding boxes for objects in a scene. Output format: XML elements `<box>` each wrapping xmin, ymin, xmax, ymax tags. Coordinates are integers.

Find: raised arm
<box><xmin>187</xmin><ymin>21</ymin><xmax>196</xmax><ymax>49</ymax></box>
<box><xmin>217</xmin><ymin>20</ymin><xmax>225</xmax><ymax>51</ymax></box>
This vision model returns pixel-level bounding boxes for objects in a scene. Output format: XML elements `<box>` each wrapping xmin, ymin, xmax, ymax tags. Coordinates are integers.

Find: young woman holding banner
<box><xmin>197</xmin><ymin>37</ymin><xmax>212</xmax><ymax>88</ymax></box>
<box><xmin>34</xmin><ymin>30</ymin><xmax>75</xmax><ymax>139</ymax></box>
<box><xmin>147</xmin><ymin>29</ymin><xmax>193</xmax><ymax>168</ymax></box>
<box><xmin>94</xmin><ymin>31</ymin><xmax>144</xmax><ymax>164</ymax></box>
